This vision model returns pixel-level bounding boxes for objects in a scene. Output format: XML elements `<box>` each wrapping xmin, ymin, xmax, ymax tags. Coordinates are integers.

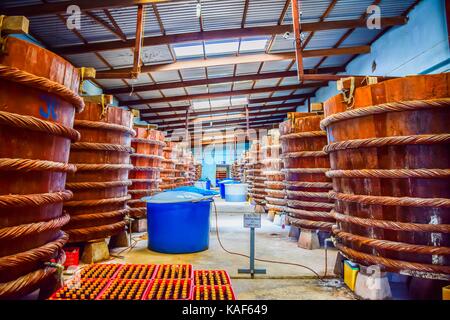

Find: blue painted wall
<box><xmin>298</xmin><ymin>0</ymin><xmax>450</xmax><ymax>109</ymax></box>
<box><xmin>195</xmin><ymin>141</ymin><xmax>249</xmax><ymax>186</ymax></box>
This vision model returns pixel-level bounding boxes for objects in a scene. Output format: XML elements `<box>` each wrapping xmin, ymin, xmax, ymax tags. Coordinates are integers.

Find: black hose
<box><xmin>212</xmin><ymin>200</ymin><xmax>326</xmax><ymax>282</ymax></box>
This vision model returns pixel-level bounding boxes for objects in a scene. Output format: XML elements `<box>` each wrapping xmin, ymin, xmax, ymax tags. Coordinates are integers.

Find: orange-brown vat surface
<box><xmin>63</xmin><ymin>102</ymin><xmax>134</xmax><ymax>243</ymax></box>
<box><xmin>0</xmin><ymin>37</ymin><xmax>83</xmax><ymax>298</ymax></box>
<box><xmin>322</xmin><ymin>74</ymin><xmax>450</xmax><ymax>277</ymax></box>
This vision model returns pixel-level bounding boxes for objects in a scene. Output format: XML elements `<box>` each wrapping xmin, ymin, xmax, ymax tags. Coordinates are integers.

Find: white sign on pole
<box><xmin>243</xmin><ymin>214</ymin><xmax>261</xmax><ymax>228</ymax></box>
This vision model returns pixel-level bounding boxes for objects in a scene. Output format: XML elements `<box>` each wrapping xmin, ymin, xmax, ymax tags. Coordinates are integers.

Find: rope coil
<box><xmin>73</xmin><ymin>163</ymin><xmax>133</xmax><ymax>171</ymax></box>
<box><xmin>0</xmin><ymin>214</ymin><xmax>70</xmax><ymax>240</ymax></box>
<box><xmin>282</xmin><ymin>150</ymin><xmax>328</xmax><ymax>158</ymax></box>
<box><xmin>0</xmin><ymin>190</ymin><xmax>73</xmax><ymax>208</ymax></box>
<box><xmin>0</xmin><ymin>158</ymin><xmax>76</xmax><ymax>173</ymax></box>
<box><xmin>326</xmin><ymin>168</ymin><xmax>450</xmax><ymax>179</ymax></box>
<box><xmin>132</xmin><ymin>166</ymin><xmax>161</xmax><ymax>172</ymax></box>
<box><xmin>64</xmin><ymin>195</ymin><xmax>131</xmax><ymax>207</ymax></box>
<box><xmin>74</xmin><ymin>119</ymin><xmax>136</xmax><ymax>136</ymax></box>
<box><xmin>287</xmin><ymin>216</ymin><xmax>334</xmax><ymax>231</ymax></box>
<box><xmin>284</xmin><ymin>181</ymin><xmax>333</xmax><ymax>189</ymax></box>
<box><xmin>335</xmin><ymin>242</ymin><xmax>450</xmax><ymax>275</ymax></box>
<box><xmin>280</xmin><ymin>131</ymin><xmax>327</xmax><ymax>140</ymax></box>
<box><xmin>332</xmin><ymin>226</ymin><xmax>450</xmax><ymax>255</ymax></box>
<box><xmin>0</xmin><ymin>231</ymin><xmax>67</xmax><ymax>273</ymax></box>
<box><xmin>68</xmin><ymin>208</ymin><xmax>128</xmax><ymax>222</ymax></box>
<box><xmin>0</xmin><ymin>65</ymin><xmax>84</xmax><ymax>113</ymax></box>
<box><xmin>132</xmin><ymin>137</ymin><xmax>166</xmax><ymax>146</ymax></box>
<box><xmin>0</xmin><ymin>249</ymin><xmax>65</xmax><ymax>298</ymax></box>
<box><xmin>332</xmin><ymin>209</ymin><xmax>450</xmax><ymax>233</ymax></box>
<box><xmin>285</xmin><ymin>207</ymin><xmax>335</xmax><ymax>220</ymax></box>
<box><xmin>130</xmin><ymin>153</ymin><xmax>164</xmax><ymax>160</ymax></box>
<box><xmin>323</xmin><ymin>134</ymin><xmax>450</xmax><ymax>153</ymax></box>
<box><xmin>287</xmin><ymin>199</ymin><xmax>334</xmax><ymax>210</ymax></box>
<box><xmin>329</xmin><ymin>190</ymin><xmax>450</xmax><ymax>208</ymax></box>
<box><xmin>66</xmin><ymin>180</ymin><xmax>132</xmax><ymax>190</ymax></box>
<box><xmin>71</xmin><ymin>142</ymin><xmax>133</xmax><ymax>153</ymax></box>
<box><xmin>0</xmin><ymin>110</ymin><xmax>80</xmax><ymax>141</ymax></box>
<box><xmin>282</xmin><ymin>168</ymin><xmax>329</xmax><ymax>174</ymax></box>
<box><xmin>287</xmin><ymin>190</ymin><xmax>331</xmax><ymax>199</ymax></box>
<box><xmin>320</xmin><ymin>98</ymin><xmax>450</xmax><ymax>130</ymax></box>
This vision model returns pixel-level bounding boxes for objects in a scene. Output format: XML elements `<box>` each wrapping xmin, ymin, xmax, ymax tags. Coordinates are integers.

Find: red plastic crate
<box><xmin>154</xmin><ymin>264</ymin><xmax>193</xmax><ymax>280</ymax></box>
<box><xmin>115</xmin><ymin>264</ymin><xmax>158</xmax><ymax>280</ymax></box>
<box><xmin>143</xmin><ymin>279</ymin><xmax>193</xmax><ymax>300</ymax></box>
<box><xmin>48</xmin><ymin>278</ymin><xmax>109</xmax><ymax>300</ymax></box>
<box><xmin>63</xmin><ymin>247</ymin><xmax>80</xmax><ymax>268</ymax></box>
<box><xmin>79</xmin><ymin>263</ymin><xmax>122</xmax><ymax>279</ymax></box>
<box><xmin>96</xmin><ymin>279</ymin><xmax>152</xmax><ymax>300</ymax></box>
<box><xmin>193</xmin><ymin>285</ymin><xmax>236</xmax><ymax>301</ymax></box>
<box><xmin>194</xmin><ymin>270</ymin><xmax>232</xmax><ymax>286</ymax></box>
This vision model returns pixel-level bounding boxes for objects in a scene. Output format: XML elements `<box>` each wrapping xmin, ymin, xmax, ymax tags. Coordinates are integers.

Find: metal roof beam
<box><xmin>51</xmin><ymin>17</ymin><xmax>405</xmax><ymax>55</ymax></box>
<box><xmin>142</xmin><ymin>106</ymin><xmax>297</xmax><ymax>123</ymax></box>
<box><xmin>96</xmin><ymin>46</ymin><xmax>370</xmax><ymax>79</ymax></box>
<box><xmin>0</xmin><ymin>0</ymin><xmax>181</xmax><ymax>16</ymax></box>
<box><xmin>104</xmin><ymin>68</ymin><xmax>343</xmax><ymax>95</ymax></box>
<box><xmin>122</xmin><ymin>82</ymin><xmax>325</xmax><ymax>106</ymax></box>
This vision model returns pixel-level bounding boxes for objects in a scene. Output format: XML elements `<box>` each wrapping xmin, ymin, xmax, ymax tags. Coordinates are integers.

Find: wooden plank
<box><xmin>291</xmin><ymin>0</ymin><xmax>304</xmax><ymax>79</ymax></box>
<box><xmin>132</xmin><ymin>4</ymin><xmax>145</xmax><ymax>78</ymax></box>
<box><xmin>53</xmin><ymin>17</ymin><xmax>405</xmax><ymax>55</ymax></box>
<box><xmin>0</xmin><ymin>16</ymin><xmax>29</xmax><ymax>34</ymax></box>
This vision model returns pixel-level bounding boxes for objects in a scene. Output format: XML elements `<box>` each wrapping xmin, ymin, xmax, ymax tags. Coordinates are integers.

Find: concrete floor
<box><xmin>109</xmin><ymin>197</ymin><xmax>355</xmax><ymax>300</ymax></box>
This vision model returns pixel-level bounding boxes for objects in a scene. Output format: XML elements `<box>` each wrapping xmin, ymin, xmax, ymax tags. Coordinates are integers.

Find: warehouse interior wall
<box><xmin>298</xmin><ymin>0</ymin><xmax>450</xmax><ymax>109</ymax></box>
<box><xmin>195</xmin><ymin>141</ymin><xmax>249</xmax><ymax>185</ymax></box>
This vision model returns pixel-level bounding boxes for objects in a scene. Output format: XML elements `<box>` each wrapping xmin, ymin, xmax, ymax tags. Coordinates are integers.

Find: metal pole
<box><xmin>250</xmin><ymin>227</ymin><xmax>255</xmax><ymax>278</ymax></box>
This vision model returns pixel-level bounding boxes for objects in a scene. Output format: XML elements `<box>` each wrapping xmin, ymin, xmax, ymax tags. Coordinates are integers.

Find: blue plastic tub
<box><xmin>172</xmin><ymin>186</ymin><xmax>218</xmax><ymax>197</ymax></box>
<box><xmin>142</xmin><ymin>191</ymin><xmax>212</xmax><ymax>254</ymax></box>
<box><xmin>218</xmin><ymin>179</ymin><xmax>234</xmax><ymax>199</ymax></box>
<box><xmin>225</xmin><ymin>183</ymin><xmax>248</xmax><ymax>202</ymax></box>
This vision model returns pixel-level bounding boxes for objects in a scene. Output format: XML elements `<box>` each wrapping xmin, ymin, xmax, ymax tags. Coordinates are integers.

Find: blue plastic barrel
<box><xmin>142</xmin><ymin>191</ymin><xmax>212</xmax><ymax>253</ymax></box>
<box><xmin>218</xmin><ymin>179</ymin><xmax>234</xmax><ymax>199</ymax></box>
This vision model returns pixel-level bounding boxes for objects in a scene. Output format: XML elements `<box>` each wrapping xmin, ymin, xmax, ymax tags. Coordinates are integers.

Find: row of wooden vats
<box><xmin>0</xmin><ymin>38</ymin><xmax>197</xmax><ymax>299</ymax></box>
<box><xmin>239</xmin><ymin>73</ymin><xmax>450</xmax><ymax>282</ymax></box>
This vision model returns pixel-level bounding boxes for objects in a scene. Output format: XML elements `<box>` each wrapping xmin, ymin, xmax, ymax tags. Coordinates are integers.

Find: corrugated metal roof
<box><xmin>1</xmin><ymin>0</ymin><xmax>421</xmax><ymax>126</ymax></box>
<box><xmin>156</xmin><ymin>0</ymin><xmax>201</xmax><ymax>34</ymax></box>
<box><xmin>139</xmin><ymin>90</ymin><xmax>163</xmax><ymax>99</ymax></box>
<box><xmin>180</xmin><ymin>67</ymin><xmax>207</xmax><ymax>80</ymax></box>
<box><xmin>207</xmin><ymin>64</ymin><xmax>235</xmax><ymax>78</ymax></box>
<box><xmin>245</xmin><ymin>0</ymin><xmax>287</xmax><ymax>27</ymax></box>
<box><xmin>209</xmin><ymin>83</ymin><xmax>233</xmax><ymax>93</ymax></box>
<box><xmin>150</xmin><ymin>70</ymin><xmax>181</xmax><ymax>83</ymax></box>
<box><xmin>260</xmin><ymin>60</ymin><xmax>292</xmax><ymax>72</ymax></box>
<box><xmin>201</xmin><ymin>0</ymin><xmax>246</xmax><ymax>31</ymax></box>
<box><xmin>65</xmin><ymin>53</ymin><xmax>108</xmax><ymax>69</ymax></box>
<box><xmin>253</xmin><ymin>78</ymin><xmax>281</xmax><ymax>89</ymax></box>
